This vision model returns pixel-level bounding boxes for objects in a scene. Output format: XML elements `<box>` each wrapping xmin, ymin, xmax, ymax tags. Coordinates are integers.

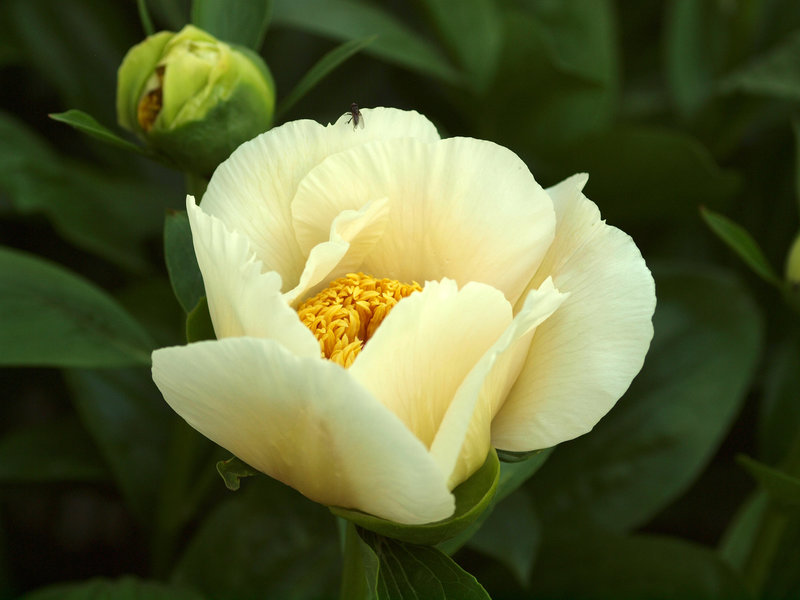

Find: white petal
<box><xmin>291</xmin><ymin>137</ymin><xmax>555</xmax><ymax>304</ymax></box>
<box><xmin>152</xmin><ymin>337</ymin><xmax>455</xmax><ymax>524</ymax></box>
<box><xmin>349</xmin><ymin>279</ymin><xmax>511</xmax><ymax>464</ymax></box>
<box><xmin>283</xmin><ymin>197</ymin><xmax>391</xmax><ymax>306</ymax></box>
<box><xmin>431</xmin><ymin>278</ymin><xmax>568</xmax><ymax>487</ymax></box>
<box><xmin>491</xmin><ymin>174</ymin><xmax>656</xmax><ymax>450</ymax></box>
<box><xmin>328</xmin><ymin>106</ymin><xmax>440</xmax><ymax>143</ymax></box>
<box><xmin>200</xmin><ymin>109</ymin><xmax>440</xmax><ymax>292</ymax></box>
<box><xmin>186</xmin><ymin>196</ymin><xmax>319</xmax><ymax>357</ymax></box>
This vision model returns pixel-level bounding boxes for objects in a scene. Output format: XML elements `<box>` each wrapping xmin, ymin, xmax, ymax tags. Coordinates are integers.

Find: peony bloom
<box><xmin>152</xmin><ymin>108</ymin><xmax>655</xmax><ymax>525</ymax></box>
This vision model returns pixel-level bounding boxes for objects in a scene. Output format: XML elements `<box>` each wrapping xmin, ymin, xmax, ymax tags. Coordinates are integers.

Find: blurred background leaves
<box><xmin>2</xmin><ymin>0</ymin><xmax>800</xmax><ymax>599</ymax></box>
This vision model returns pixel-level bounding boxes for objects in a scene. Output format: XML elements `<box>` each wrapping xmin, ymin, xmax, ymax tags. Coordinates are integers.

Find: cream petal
<box><xmin>152</xmin><ymin>337</ymin><xmax>455</xmax><ymax>524</ymax></box>
<box><xmin>186</xmin><ymin>196</ymin><xmax>319</xmax><ymax>357</ymax></box>
<box><xmin>430</xmin><ymin>278</ymin><xmax>568</xmax><ymax>488</ymax></box>
<box><xmin>328</xmin><ymin>106</ymin><xmax>441</xmax><ymax>144</ymax></box>
<box><xmin>200</xmin><ymin>109</ymin><xmax>440</xmax><ymax>292</ymax></box>
<box><xmin>291</xmin><ymin>137</ymin><xmax>555</xmax><ymax>304</ymax></box>
<box><xmin>283</xmin><ymin>197</ymin><xmax>390</xmax><ymax>306</ymax></box>
<box><xmin>491</xmin><ymin>174</ymin><xmax>656</xmax><ymax>451</ymax></box>
<box><xmin>349</xmin><ymin>279</ymin><xmax>511</xmax><ymax>465</ymax></box>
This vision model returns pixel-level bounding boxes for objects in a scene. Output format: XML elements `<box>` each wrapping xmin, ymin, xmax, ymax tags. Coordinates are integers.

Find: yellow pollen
<box><xmin>297</xmin><ymin>272</ymin><xmax>421</xmax><ymax>368</ymax></box>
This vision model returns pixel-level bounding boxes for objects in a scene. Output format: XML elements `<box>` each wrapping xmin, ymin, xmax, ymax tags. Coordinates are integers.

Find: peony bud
<box><xmin>117</xmin><ymin>25</ymin><xmax>275</xmax><ymax>176</ymax></box>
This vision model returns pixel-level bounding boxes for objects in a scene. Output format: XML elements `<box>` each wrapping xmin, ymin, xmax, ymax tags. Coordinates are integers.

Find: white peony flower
<box><xmin>151</xmin><ymin>108</ymin><xmax>656</xmax><ymax>525</ymax></box>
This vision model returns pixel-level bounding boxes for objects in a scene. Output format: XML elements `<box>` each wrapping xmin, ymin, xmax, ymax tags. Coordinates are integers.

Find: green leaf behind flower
<box><xmin>0</xmin><ymin>419</ymin><xmax>108</xmax><ymax>484</ymax></box>
<box><xmin>738</xmin><ymin>455</ymin><xmax>800</xmax><ymax>510</ymax></box>
<box><xmin>700</xmin><ymin>206</ymin><xmax>783</xmax><ymax>287</ymax></box>
<box><xmin>331</xmin><ymin>449</ymin><xmax>499</xmax><ymax>546</ymax></box>
<box><xmin>0</xmin><ymin>247</ymin><xmax>154</xmax><ymax>367</ymax></box>
<box><xmin>529</xmin><ymin>529</ymin><xmax>750</xmax><ymax>600</ymax></box>
<box><xmin>271</xmin><ymin>0</ymin><xmax>462</xmax><ymax>86</ymax></box>
<box><xmin>358</xmin><ymin>528</ymin><xmax>491</xmax><ymax>600</ymax></box>
<box><xmin>192</xmin><ymin>0</ymin><xmax>272</xmax><ymax>49</ymax></box>
<box><xmin>49</xmin><ymin>109</ymin><xmax>149</xmax><ymax>156</ymax></box>
<box><xmin>174</xmin><ymin>477</ymin><xmax>340</xmax><ymax>600</ymax></box>
<box><xmin>164</xmin><ymin>210</ymin><xmax>205</xmax><ymax>314</ymax></box>
<box><xmin>276</xmin><ymin>35</ymin><xmax>377</xmax><ymax>120</ymax></box>
<box><xmin>18</xmin><ymin>576</ymin><xmax>206</xmax><ymax>600</ymax></box>
<box><xmin>532</xmin><ymin>263</ymin><xmax>763</xmax><ymax>532</ymax></box>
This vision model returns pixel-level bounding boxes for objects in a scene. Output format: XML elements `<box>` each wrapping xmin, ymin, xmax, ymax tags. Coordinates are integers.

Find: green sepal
<box><xmin>185</xmin><ymin>296</ymin><xmax>215</xmax><ymax>343</ymax></box>
<box><xmin>216</xmin><ymin>456</ymin><xmax>257</xmax><ymax>491</ymax></box>
<box><xmin>331</xmin><ymin>449</ymin><xmax>499</xmax><ymax>545</ymax></box>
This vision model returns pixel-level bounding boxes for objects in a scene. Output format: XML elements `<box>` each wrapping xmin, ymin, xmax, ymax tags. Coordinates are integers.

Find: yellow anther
<box><xmin>297</xmin><ymin>272</ymin><xmax>421</xmax><ymax>367</ymax></box>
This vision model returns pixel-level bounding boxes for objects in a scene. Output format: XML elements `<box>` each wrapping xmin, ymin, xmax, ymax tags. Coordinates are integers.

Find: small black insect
<box><xmin>346</xmin><ymin>102</ymin><xmax>364</xmax><ymax>130</ymax></box>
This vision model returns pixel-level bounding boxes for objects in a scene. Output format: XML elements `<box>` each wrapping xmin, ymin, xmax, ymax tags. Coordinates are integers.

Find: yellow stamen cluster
<box><xmin>297</xmin><ymin>272</ymin><xmax>421</xmax><ymax>368</ymax></box>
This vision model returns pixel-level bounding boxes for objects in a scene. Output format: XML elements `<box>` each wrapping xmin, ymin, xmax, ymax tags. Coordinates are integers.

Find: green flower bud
<box><xmin>117</xmin><ymin>25</ymin><xmax>275</xmax><ymax>176</ymax></box>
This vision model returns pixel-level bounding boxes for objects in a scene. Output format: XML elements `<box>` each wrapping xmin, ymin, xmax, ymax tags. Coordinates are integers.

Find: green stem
<box><xmin>742</xmin><ymin>430</ymin><xmax>800</xmax><ymax>593</ymax></box>
<box><xmin>136</xmin><ymin>0</ymin><xmax>155</xmax><ymax>36</ymax></box>
<box><xmin>150</xmin><ymin>417</ymin><xmax>211</xmax><ymax>577</ymax></box>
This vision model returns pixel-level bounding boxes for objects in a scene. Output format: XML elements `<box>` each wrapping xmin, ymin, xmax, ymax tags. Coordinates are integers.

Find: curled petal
<box><xmin>431</xmin><ymin>278</ymin><xmax>568</xmax><ymax>487</ymax></box>
<box><xmin>200</xmin><ymin>108</ymin><xmax>440</xmax><ymax>292</ymax></box>
<box><xmin>492</xmin><ymin>174</ymin><xmax>656</xmax><ymax>450</ymax></box>
<box><xmin>350</xmin><ymin>279</ymin><xmax>511</xmax><ymax>463</ymax></box>
<box><xmin>186</xmin><ymin>196</ymin><xmax>318</xmax><ymax>357</ymax></box>
<box><xmin>152</xmin><ymin>337</ymin><xmax>455</xmax><ymax>524</ymax></box>
<box><xmin>291</xmin><ymin>137</ymin><xmax>555</xmax><ymax>304</ymax></box>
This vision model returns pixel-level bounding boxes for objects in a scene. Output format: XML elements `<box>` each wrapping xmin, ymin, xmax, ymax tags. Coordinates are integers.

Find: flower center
<box><xmin>297</xmin><ymin>272</ymin><xmax>421</xmax><ymax>368</ymax></box>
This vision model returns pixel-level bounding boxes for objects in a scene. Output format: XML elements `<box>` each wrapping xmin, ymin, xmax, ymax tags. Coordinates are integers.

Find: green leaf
<box><xmin>720</xmin><ymin>29</ymin><xmax>800</xmax><ymax>101</ymax></box>
<box><xmin>49</xmin><ymin>109</ymin><xmax>148</xmax><ymax>156</ymax></box>
<box><xmin>0</xmin><ymin>247</ymin><xmax>154</xmax><ymax>367</ymax></box>
<box><xmin>358</xmin><ymin>528</ymin><xmax>490</xmax><ymax>600</ymax></box>
<box><xmin>467</xmin><ymin>489</ymin><xmax>539</xmax><ymax>587</ymax></box>
<box><xmin>276</xmin><ymin>35</ymin><xmax>377</xmax><ymax>119</ymax></box>
<box><xmin>192</xmin><ymin>0</ymin><xmax>272</xmax><ymax>49</ymax></box>
<box><xmin>485</xmin><ymin>6</ymin><xmax>617</xmax><ymax>148</ymax></box>
<box><xmin>0</xmin><ymin>418</ymin><xmax>108</xmax><ymax>484</ymax></box>
<box><xmin>417</xmin><ymin>0</ymin><xmax>501</xmax><ymax>93</ymax></box>
<box><xmin>331</xmin><ymin>449</ymin><xmax>499</xmax><ymax>546</ymax></box>
<box><xmin>759</xmin><ymin>337</ymin><xmax>800</xmax><ymax>463</ymax></box>
<box><xmin>6</xmin><ymin>0</ymin><xmax>131</xmax><ymax>126</ymax></box>
<box><xmin>532</xmin><ymin>263</ymin><xmax>763</xmax><ymax>532</ymax></box>
<box><xmin>186</xmin><ymin>296</ymin><xmax>216</xmax><ymax>342</ymax></box>
<box><xmin>64</xmin><ymin>368</ymin><xmax>173</xmax><ymax>523</ymax></box>
<box><xmin>271</xmin><ymin>0</ymin><xmax>462</xmax><ymax>86</ymax></box>
<box><xmin>664</xmin><ymin>0</ymin><xmax>717</xmax><ymax>115</ymax></box>
<box><xmin>719</xmin><ymin>491</ymin><xmax>769</xmax><ymax>570</ymax></box>
<box><xmin>216</xmin><ymin>456</ymin><xmax>257</xmax><ymax>491</ymax></box>
<box><xmin>340</xmin><ymin>522</ymin><xmax>380</xmax><ymax>600</ymax></box>
<box><xmin>701</xmin><ymin>206</ymin><xmax>783</xmax><ymax>286</ymax></box>
<box><xmin>19</xmin><ymin>576</ymin><xmax>206</xmax><ymax>600</ymax></box>
<box><xmin>164</xmin><ymin>210</ymin><xmax>205</xmax><ymax>313</ymax></box>
<box><xmin>529</xmin><ymin>530</ymin><xmax>750</xmax><ymax>600</ymax></box>
<box><xmin>738</xmin><ymin>455</ymin><xmax>800</xmax><ymax>509</ymax></box>
<box><xmin>173</xmin><ymin>477</ymin><xmax>340</xmax><ymax>600</ymax></box>
<box><xmin>0</xmin><ymin>111</ymin><xmax>173</xmax><ymax>272</ymax></box>
<box><xmin>555</xmin><ymin>127</ymin><xmax>740</xmax><ymax>224</ymax></box>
